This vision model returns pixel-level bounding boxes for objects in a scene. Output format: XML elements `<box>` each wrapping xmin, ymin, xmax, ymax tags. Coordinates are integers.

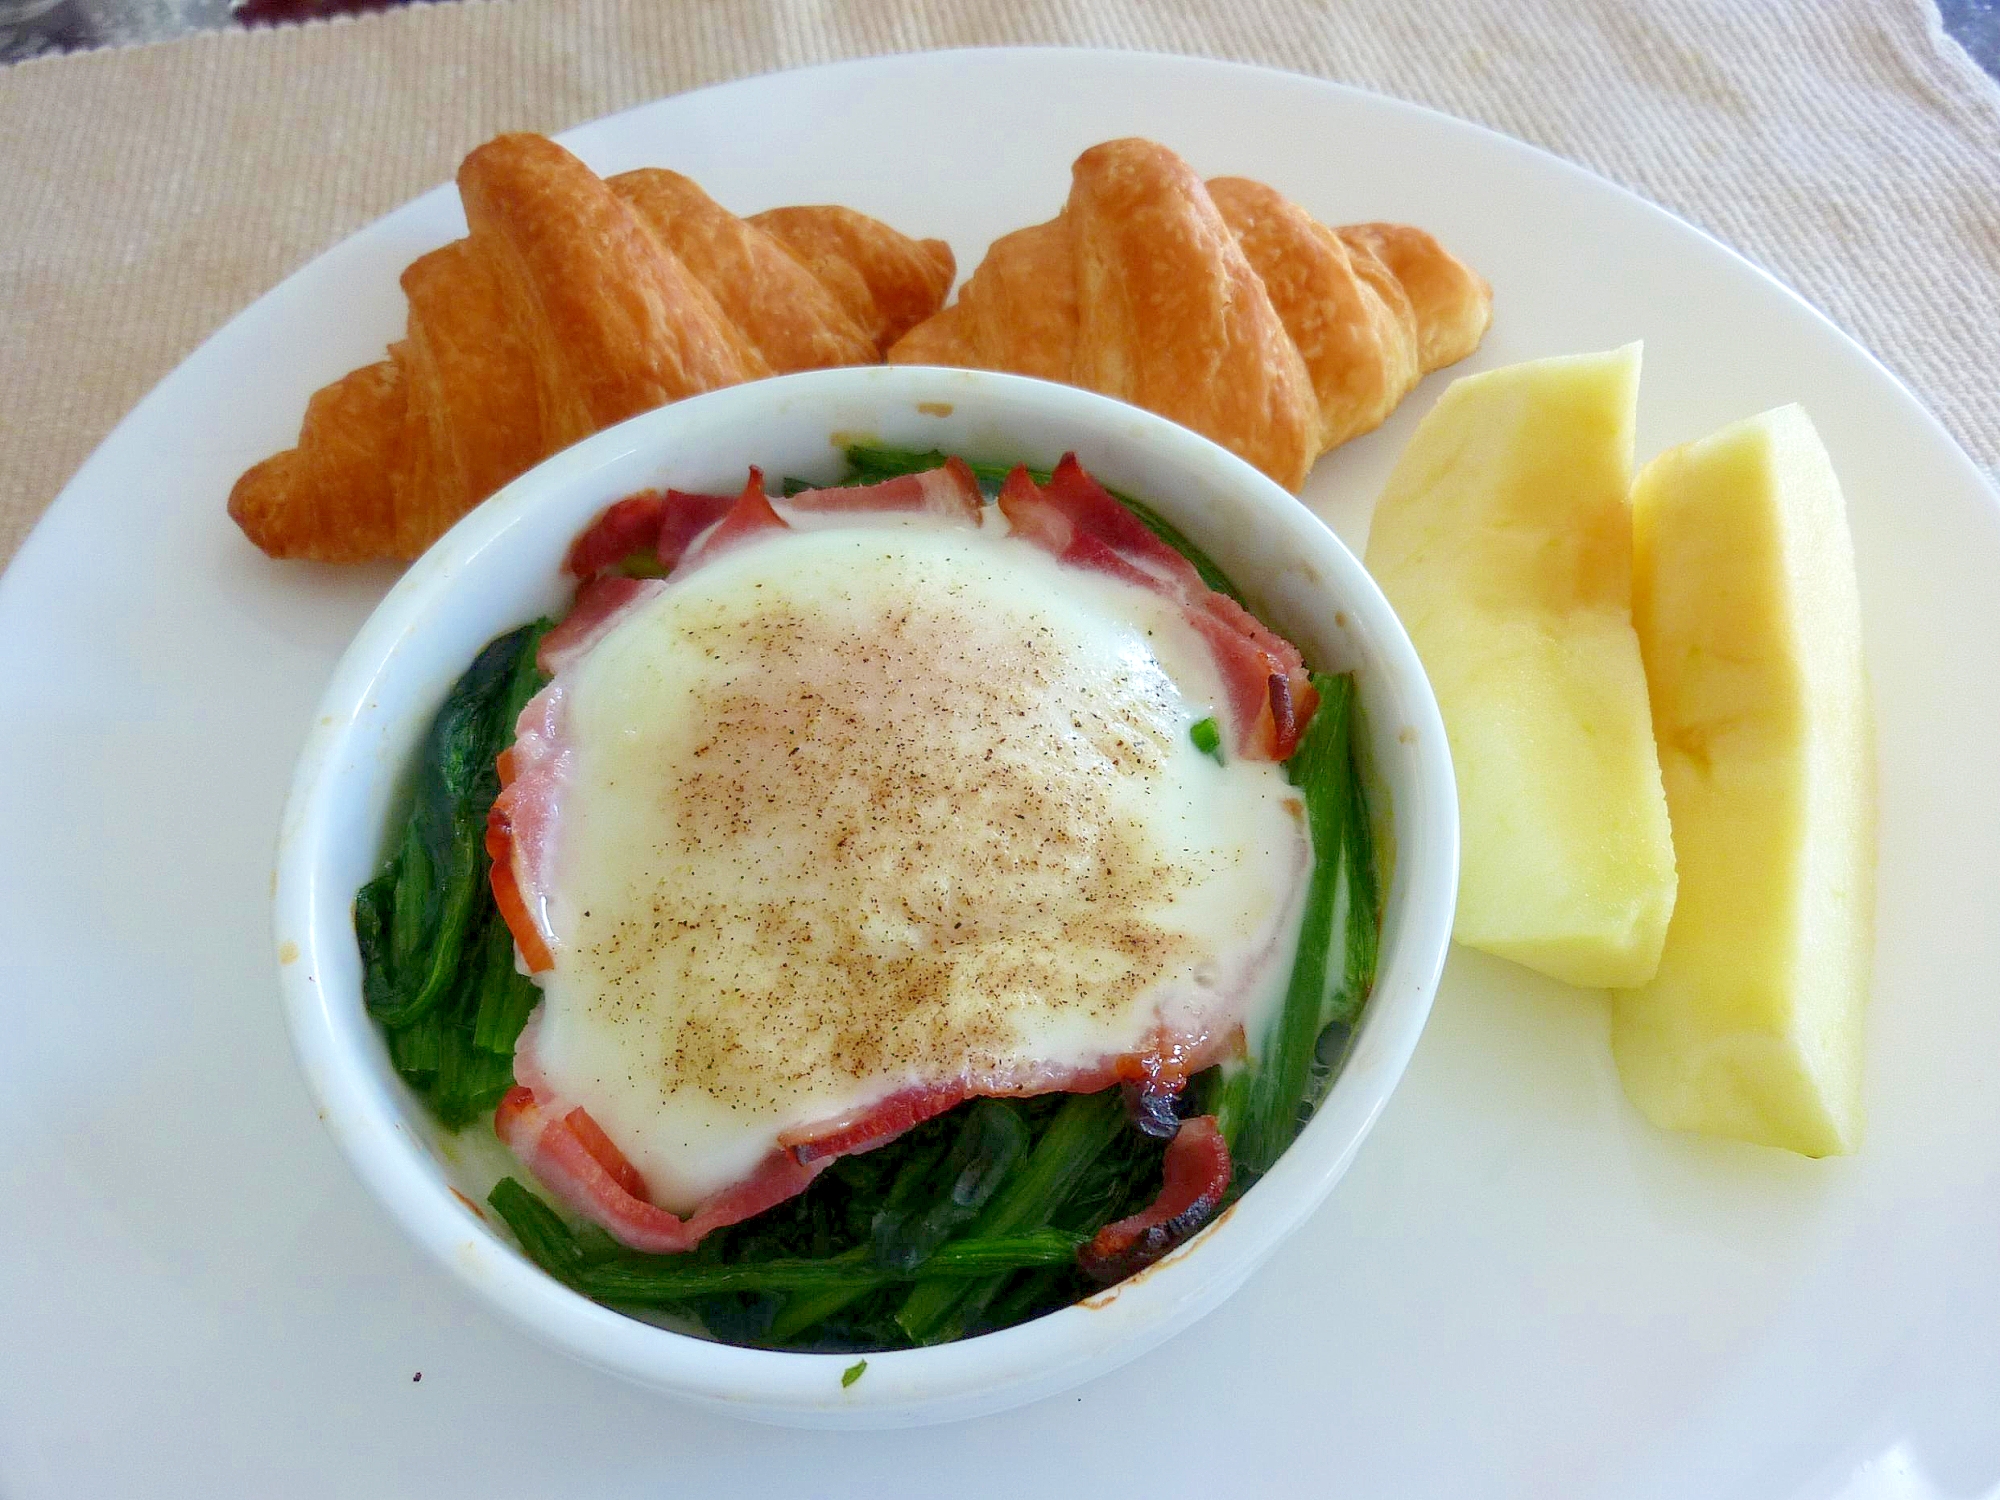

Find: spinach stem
<box><xmin>489</xmin><ymin>1179</ymin><xmax>1084</xmax><ymax>1308</ymax></box>
<box><xmin>893</xmin><ymin>1089</ymin><xmax>1125</xmax><ymax>1344</ymax></box>
<box><xmin>1234</xmin><ymin>674</ymin><xmax>1355</xmax><ymax>1177</ymax></box>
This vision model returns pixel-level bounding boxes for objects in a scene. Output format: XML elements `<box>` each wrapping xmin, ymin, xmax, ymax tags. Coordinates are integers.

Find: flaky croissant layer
<box><xmin>229</xmin><ymin>133</ymin><xmax>953</xmax><ymax>563</ymax></box>
<box><xmin>888</xmin><ymin>138</ymin><xmax>1492</xmax><ymax>491</ymax></box>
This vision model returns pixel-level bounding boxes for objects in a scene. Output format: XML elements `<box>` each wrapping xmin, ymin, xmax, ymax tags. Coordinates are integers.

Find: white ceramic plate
<box><xmin>2</xmin><ymin>48</ymin><xmax>1995</xmax><ymax>1500</ymax></box>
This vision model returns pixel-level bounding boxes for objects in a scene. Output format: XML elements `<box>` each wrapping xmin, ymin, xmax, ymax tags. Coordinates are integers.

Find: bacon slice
<box><xmin>1043</xmin><ymin>451</ymin><xmax>1209</xmax><ymax>592</ymax></box>
<box><xmin>564</xmin><ymin>484</ymin><xmax>765</xmax><ymax>582</ymax></box>
<box><xmin>485</xmin><ymin>815</ymin><xmax>554</xmax><ymax>976</ymax></box>
<box><xmin>652</xmin><ymin>490</ymin><xmax>739</xmax><ymax>571</ymax></box>
<box><xmin>784</xmin><ymin>456</ymin><xmax>983</xmax><ymax>524</ymax></box>
<box><xmin>561</xmin><ymin>1102</ymin><xmax>649</xmax><ymax>1200</ymax></box>
<box><xmin>563</xmin><ymin>492</ymin><xmax>667</xmax><ymax>578</ymax></box>
<box><xmin>999</xmin><ymin>454</ymin><xmax>1317</xmax><ymax>758</ymax></box>
<box><xmin>1076</xmin><ymin>1114</ymin><xmax>1231</xmax><ymax>1283</ymax></box>
<box><xmin>780</xmin><ymin>1082</ymin><xmax>972</xmax><ymax>1164</ymax></box>
<box><xmin>486</xmin><ymin>670</ymin><xmax>570</xmax><ymax>971</ymax></box>
<box><xmin>492</xmin><ymin>994</ymin><xmax>1247</xmax><ymax>1254</ymax></box>
<box><xmin>777</xmin><ymin>1018</ymin><xmax>1238</xmax><ymax>1165</ymax></box>
<box><xmin>536</xmin><ymin>575</ymin><xmax>661</xmax><ymax>676</ymax></box>
<box><xmin>495</xmin><ymin>1084</ymin><xmax>829</xmax><ymax>1255</ymax></box>
<box><xmin>566</xmin><ymin>459</ymin><xmax>984</xmax><ymax>584</ymax></box>
<box><xmin>670</xmin><ymin>467</ymin><xmax>788</xmax><ymax>576</ymax></box>
<box><xmin>544</xmin><ymin>479</ymin><xmax>780</xmax><ymax>675</ymax></box>
<box><xmin>501</xmin><ymin>1056</ymin><xmax>1238</xmax><ymax>1260</ymax></box>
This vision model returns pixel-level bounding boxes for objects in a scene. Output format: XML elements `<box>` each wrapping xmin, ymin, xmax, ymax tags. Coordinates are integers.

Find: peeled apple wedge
<box><xmin>1365</xmin><ymin>344</ymin><xmax>1678</xmax><ymax>988</ymax></box>
<box><xmin>1613</xmin><ymin>405</ymin><xmax>1875</xmax><ymax>1157</ymax></box>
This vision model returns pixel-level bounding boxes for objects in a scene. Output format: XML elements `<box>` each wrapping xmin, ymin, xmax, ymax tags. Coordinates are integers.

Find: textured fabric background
<box><xmin>2</xmin><ymin>0</ymin><xmax>1996</xmax><ymax>568</ymax></box>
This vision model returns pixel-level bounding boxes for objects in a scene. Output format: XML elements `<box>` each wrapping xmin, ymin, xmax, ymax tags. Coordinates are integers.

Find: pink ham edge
<box><xmin>668</xmin><ymin>468</ymin><xmax>789</xmax><ymax>578</ymax></box>
<box><xmin>495</xmin><ymin>1084</ymin><xmax>830</xmax><ymax>1256</ymax></box>
<box><xmin>654</xmin><ymin>490</ymin><xmax>739</xmax><ymax>571</ymax></box>
<box><xmin>775</xmin><ymin>1011</ymin><xmax>1247</xmax><ymax>1165</ymax></box>
<box><xmin>494</xmin><ymin>1015</ymin><xmax>830</xmax><ymax>1255</ymax></box>
<box><xmin>784</xmin><ymin>456</ymin><xmax>983</xmax><ymax>523</ymax></box>
<box><xmin>487</xmin><ymin>677</ymin><xmax>570</xmax><ymax>970</ymax></box>
<box><xmin>780</xmin><ymin>1082</ymin><xmax>974</xmax><ymax>1164</ymax></box>
<box><xmin>565</xmin><ymin>460</ymin><xmax>984</xmax><ymax>587</ymax></box>
<box><xmin>536</xmin><ymin>576</ymin><xmax>664</xmax><ymax>677</ymax></box>
<box><xmin>564</xmin><ymin>487</ymin><xmax>744</xmax><ymax>581</ymax></box>
<box><xmin>494</xmin><ymin>1022</ymin><xmax>1253</xmax><ymax>1258</ymax></box>
<box><xmin>1043</xmin><ymin>452</ymin><xmax>1208</xmax><ymax>595</ymax></box>
<box><xmin>999</xmin><ymin>454</ymin><xmax>1318</xmax><ymax>758</ymax></box>
<box><xmin>563</xmin><ymin>492</ymin><xmax>667</xmax><ymax>579</ymax></box>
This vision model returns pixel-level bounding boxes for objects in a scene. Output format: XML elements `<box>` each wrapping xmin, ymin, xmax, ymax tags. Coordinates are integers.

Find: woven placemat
<box><xmin>3</xmin><ymin>0</ymin><xmax>1996</xmax><ymax>568</ymax></box>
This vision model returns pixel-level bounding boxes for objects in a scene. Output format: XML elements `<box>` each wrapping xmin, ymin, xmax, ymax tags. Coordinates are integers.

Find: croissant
<box><xmin>229</xmin><ymin>132</ymin><xmax>955</xmax><ymax>562</ymax></box>
<box><xmin>888</xmin><ymin>138</ymin><xmax>1492</xmax><ymax>491</ymax></box>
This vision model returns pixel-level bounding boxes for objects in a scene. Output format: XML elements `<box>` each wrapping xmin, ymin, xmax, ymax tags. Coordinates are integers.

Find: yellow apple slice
<box><xmin>1614</xmin><ymin>404</ymin><xmax>1874</xmax><ymax>1156</ymax></box>
<box><xmin>1365</xmin><ymin>344</ymin><xmax>1677</xmax><ymax>988</ymax></box>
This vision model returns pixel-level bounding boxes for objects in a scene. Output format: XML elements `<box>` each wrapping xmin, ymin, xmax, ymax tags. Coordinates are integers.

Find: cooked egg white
<box><xmin>531</xmin><ymin>519</ymin><xmax>1310</xmax><ymax>1212</ymax></box>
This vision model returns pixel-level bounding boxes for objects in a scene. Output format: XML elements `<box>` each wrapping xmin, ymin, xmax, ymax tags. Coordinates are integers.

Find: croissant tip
<box><xmin>457</xmin><ymin>131</ymin><xmax>581</xmax><ymax>194</ymax></box>
<box><xmin>1077</xmin><ymin>136</ymin><xmax>1178</xmax><ymax>163</ymax></box>
<box><xmin>226</xmin><ymin>459</ymin><xmax>292</xmax><ymax>554</ymax></box>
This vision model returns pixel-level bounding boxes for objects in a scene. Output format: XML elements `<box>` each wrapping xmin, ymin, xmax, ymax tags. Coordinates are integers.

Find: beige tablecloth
<box><xmin>2</xmin><ymin>0</ymin><xmax>1997</xmax><ymax>569</ymax></box>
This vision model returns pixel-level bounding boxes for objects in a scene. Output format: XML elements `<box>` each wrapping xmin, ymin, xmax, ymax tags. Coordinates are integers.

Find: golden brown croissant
<box><xmin>888</xmin><ymin>138</ymin><xmax>1491</xmax><ymax>491</ymax></box>
<box><xmin>229</xmin><ymin>133</ymin><xmax>954</xmax><ymax>562</ymax></box>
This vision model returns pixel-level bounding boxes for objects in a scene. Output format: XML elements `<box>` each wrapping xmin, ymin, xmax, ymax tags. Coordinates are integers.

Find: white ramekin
<box><xmin>273</xmin><ymin>365</ymin><xmax>1457</xmax><ymax>1428</ymax></box>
